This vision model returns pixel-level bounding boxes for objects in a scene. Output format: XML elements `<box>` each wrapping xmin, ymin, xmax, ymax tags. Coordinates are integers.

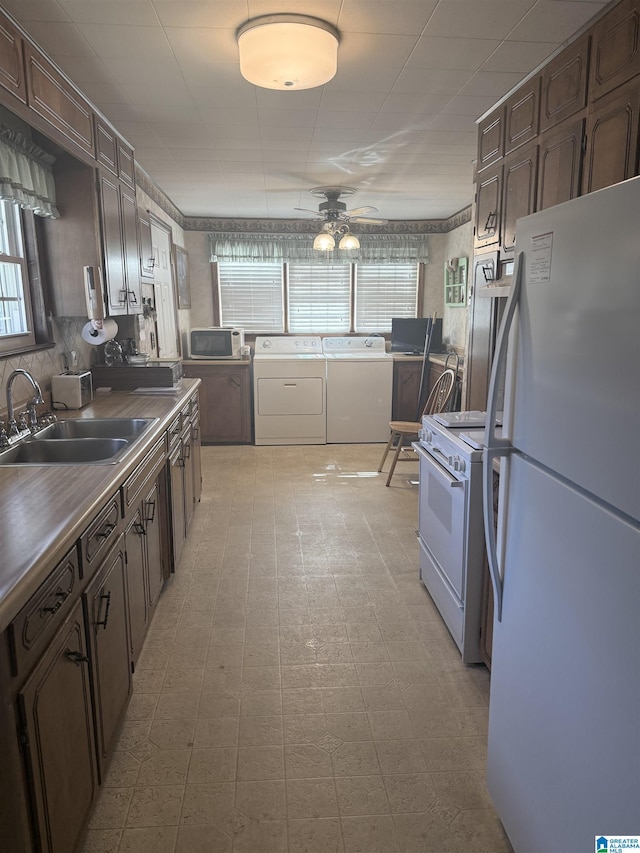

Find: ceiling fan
<box><xmin>294</xmin><ymin>186</ymin><xmax>388</xmax><ymax>225</ymax></box>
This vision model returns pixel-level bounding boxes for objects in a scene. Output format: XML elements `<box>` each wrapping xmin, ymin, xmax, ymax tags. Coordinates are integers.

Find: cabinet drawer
<box><xmin>8</xmin><ymin>547</ymin><xmax>79</xmax><ymax>679</ymax></box>
<box><xmin>80</xmin><ymin>494</ymin><xmax>120</xmax><ymax>577</ymax></box>
<box><xmin>121</xmin><ymin>436</ymin><xmax>166</xmax><ymax>517</ymax></box>
<box><xmin>167</xmin><ymin>414</ymin><xmax>182</xmax><ymax>449</ymax></box>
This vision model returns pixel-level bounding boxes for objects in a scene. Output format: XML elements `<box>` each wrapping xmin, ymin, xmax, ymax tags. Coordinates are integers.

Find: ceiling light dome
<box><xmin>313</xmin><ymin>230</ymin><xmax>336</xmax><ymax>251</ymax></box>
<box><xmin>237</xmin><ymin>14</ymin><xmax>339</xmax><ymax>90</ymax></box>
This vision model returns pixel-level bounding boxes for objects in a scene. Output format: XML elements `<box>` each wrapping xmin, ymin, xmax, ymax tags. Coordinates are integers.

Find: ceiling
<box><xmin>4</xmin><ymin>0</ymin><xmax>608</xmax><ymax>222</ymax></box>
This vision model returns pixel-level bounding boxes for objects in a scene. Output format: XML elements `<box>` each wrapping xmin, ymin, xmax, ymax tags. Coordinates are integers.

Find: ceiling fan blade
<box><xmin>344</xmin><ymin>205</ymin><xmax>378</xmax><ymax>216</ymax></box>
<box><xmin>293</xmin><ymin>207</ymin><xmax>322</xmax><ymax>217</ymax></box>
<box><xmin>350</xmin><ymin>216</ymin><xmax>388</xmax><ymax>225</ymax></box>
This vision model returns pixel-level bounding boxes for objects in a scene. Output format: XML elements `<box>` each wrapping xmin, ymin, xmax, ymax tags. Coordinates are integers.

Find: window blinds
<box><xmin>287</xmin><ymin>264</ymin><xmax>351</xmax><ymax>333</ymax></box>
<box><xmin>355</xmin><ymin>264</ymin><xmax>418</xmax><ymax>332</ymax></box>
<box><xmin>218</xmin><ymin>262</ymin><xmax>283</xmax><ymax>332</ymax></box>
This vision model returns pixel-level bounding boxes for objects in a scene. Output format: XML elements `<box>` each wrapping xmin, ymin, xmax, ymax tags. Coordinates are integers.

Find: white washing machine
<box><xmin>323</xmin><ymin>336</ymin><xmax>393</xmax><ymax>443</ymax></box>
<box><xmin>253</xmin><ymin>336</ymin><xmax>327</xmax><ymax>445</ymax></box>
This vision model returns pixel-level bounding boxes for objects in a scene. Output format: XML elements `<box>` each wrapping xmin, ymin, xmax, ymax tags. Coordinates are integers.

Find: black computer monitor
<box><xmin>391</xmin><ymin>317</ymin><xmax>442</xmax><ymax>354</ymax></box>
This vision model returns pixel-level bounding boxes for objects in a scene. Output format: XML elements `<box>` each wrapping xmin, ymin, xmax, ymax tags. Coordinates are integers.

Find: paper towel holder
<box><xmin>81</xmin><ymin>266</ymin><xmax>118</xmax><ymax>345</ymax></box>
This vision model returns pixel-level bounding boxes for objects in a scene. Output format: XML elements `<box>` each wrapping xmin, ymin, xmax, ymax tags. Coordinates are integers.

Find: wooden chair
<box><xmin>378</xmin><ymin>368</ymin><xmax>456</xmax><ymax>486</ymax></box>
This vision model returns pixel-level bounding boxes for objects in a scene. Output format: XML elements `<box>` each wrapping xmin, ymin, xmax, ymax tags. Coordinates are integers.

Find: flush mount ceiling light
<box><xmin>236</xmin><ymin>14</ymin><xmax>339</xmax><ymax>90</ymax></box>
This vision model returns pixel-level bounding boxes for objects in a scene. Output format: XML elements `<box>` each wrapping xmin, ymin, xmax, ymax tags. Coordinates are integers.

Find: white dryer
<box><xmin>253</xmin><ymin>336</ymin><xmax>326</xmax><ymax>445</ymax></box>
<box><xmin>323</xmin><ymin>336</ymin><xmax>393</xmax><ymax>443</ymax></box>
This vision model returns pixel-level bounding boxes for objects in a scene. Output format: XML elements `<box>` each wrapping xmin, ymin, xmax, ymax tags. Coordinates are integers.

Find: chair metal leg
<box><xmin>377</xmin><ymin>430</ymin><xmax>396</xmax><ymax>473</ymax></box>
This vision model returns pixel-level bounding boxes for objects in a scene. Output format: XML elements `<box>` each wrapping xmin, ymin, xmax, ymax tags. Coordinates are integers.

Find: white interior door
<box><xmin>151</xmin><ymin>223</ymin><xmax>178</xmax><ymax>359</ymax></box>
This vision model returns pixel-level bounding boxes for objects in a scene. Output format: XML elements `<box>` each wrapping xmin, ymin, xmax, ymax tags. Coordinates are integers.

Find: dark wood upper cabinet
<box><xmin>474</xmin><ymin>164</ymin><xmax>502</xmax><ymax>249</ymax></box>
<box><xmin>537</xmin><ymin>116</ymin><xmax>585</xmax><ymax>210</ymax></box>
<box><xmin>589</xmin><ymin>0</ymin><xmax>640</xmax><ymax>101</ymax></box>
<box><xmin>24</xmin><ymin>42</ymin><xmax>95</xmax><ymax>158</ymax></box>
<box><xmin>582</xmin><ymin>79</ymin><xmax>640</xmax><ymax>193</ymax></box>
<box><xmin>540</xmin><ymin>35</ymin><xmax>590</xmax><ymax>132</ymax></box>
<box><xmin>501</xmin><ymin>143</ymin><xmax>538</xmax><ymax>254</ymax></box>
<box><xmin>137</xmin><ymin>208</ymin><xmax>155</xmax><ymax>280</ymax></box>
<box><xmin>477</xmin><ymin>107</ymin><xmax>505</xmax><ymax>172</ymax></box>
<box><xmin>504</xmin><ymin>76</ymin><xmax>540</xmax><ymax>155</ymax></box>
<box><xmin>0</xmin><ymin>16</ymin><xmax>26</xmax><ymax>104</ymax></box>
<box><xmin>117</xmin><ymin>139</ymin><xmax>135</xmax><ymax>188</ymax></box>
<box><xmin>95</xmin><ymin>116</ymin><xmax>118</xmax><ymax>175</ymax></box>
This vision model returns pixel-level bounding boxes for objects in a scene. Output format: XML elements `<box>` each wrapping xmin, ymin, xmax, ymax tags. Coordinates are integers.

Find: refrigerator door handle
<box><xmin>483</xmin><ymin>251</ymin><xmax>524</xmax><ymax>622</ymax></box>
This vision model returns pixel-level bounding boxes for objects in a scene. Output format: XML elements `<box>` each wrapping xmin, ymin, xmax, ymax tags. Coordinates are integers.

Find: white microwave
<box><xmin>189</xmin><ymin>327</ymin><xmax>245</xmax><ymax>359</ymax></box>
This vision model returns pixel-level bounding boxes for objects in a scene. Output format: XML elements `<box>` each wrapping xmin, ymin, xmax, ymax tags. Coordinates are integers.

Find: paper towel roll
<box><xmin>81</xmin><ymin>317</ymin><xmax>118</xmax><ymax>345</ymax></box>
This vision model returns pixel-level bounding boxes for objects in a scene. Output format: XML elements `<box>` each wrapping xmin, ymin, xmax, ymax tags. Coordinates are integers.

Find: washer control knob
<box><xmin>262</xmin><ymin>339</ymin><xmax>272</xmax><ymax>349</ymax></box>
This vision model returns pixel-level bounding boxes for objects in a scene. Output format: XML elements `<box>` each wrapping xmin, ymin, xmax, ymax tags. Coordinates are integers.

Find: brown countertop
<box><xmin>0</xmin><ymin>379</ymin><xmax>200</xmax><ymax>632</ymax></box>
<box><xmin>392</xmin><ymin>353</ymin><xmax>465</xmax><ymax>370</ymax></box>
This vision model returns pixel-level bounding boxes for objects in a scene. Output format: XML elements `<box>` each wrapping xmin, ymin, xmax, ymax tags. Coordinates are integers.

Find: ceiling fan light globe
<box><xmin>339</xmin><ymin>232</ymin><xmax>360</xmax><ymax>250</ymax></box>
<box><xmin>237</xmin><ymin>17</ymin><xmax>339</xmax><ymax>90</ymax></box>
<box><xmin>313</xmin><ymin>231</ymin><xmax>336</xmax><ymax>250</ymax></box>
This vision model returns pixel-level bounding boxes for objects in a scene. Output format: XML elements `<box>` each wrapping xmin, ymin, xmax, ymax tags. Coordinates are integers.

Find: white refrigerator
<box><xmin>483</xmin><ymin>176</ymin><xmax>640</xmax><ymax>852</ymax></box>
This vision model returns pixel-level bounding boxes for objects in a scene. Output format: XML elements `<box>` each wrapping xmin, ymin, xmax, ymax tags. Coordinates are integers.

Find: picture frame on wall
<box><xmin>175</xmin><ymin>246</ymin><xmax>191</xmax><ymax>309</ymax></box>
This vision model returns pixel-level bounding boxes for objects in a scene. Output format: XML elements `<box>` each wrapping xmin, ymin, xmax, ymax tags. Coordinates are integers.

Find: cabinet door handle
<box><xmin>484</xmin><ymin>210</ymin><xmax>497</xmax><ymax>232</ymax></box>
<box><xmin>133</xmin><ymin>521</ymin><xmax>146</xmax><ymax>537</ymax></box>
<box><xmin>144</xmin><ymin>498</ymin><xmax>156</xmax><ymax>524</ymax></box>
<box><xmin>230</xmin><ymin>377</ymin><xmax>240</xmax><ymax>388</ymax></box>
<box><xmin>127</xmin><ymin>290</ymin><xmax>138</xmax><ymax>305</ymax></box>
<box><xmin>118</xmin><ymin>288</ymin><xmax>128</xmax><ymax>305</ymax></box>
<box><xmin>65</xmin><ymin>650</ymin><xmax>89</xmax><ymax>666</ymax></box>
<box><xmin>96</xmin><ymin>591</ymin><xmax>112</xmax><ymax>630</ymax></box>
<box><xmin>183</xmin><ymin>443</ymin><xmax>191</xmax><ymax>460</ymax></box>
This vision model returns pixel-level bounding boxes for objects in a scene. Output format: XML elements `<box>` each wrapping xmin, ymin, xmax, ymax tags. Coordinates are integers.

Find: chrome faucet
<box><xmin>6</xmin><ymin>369</ymin><xmax>44</xmax><ymax>437</ymax></box>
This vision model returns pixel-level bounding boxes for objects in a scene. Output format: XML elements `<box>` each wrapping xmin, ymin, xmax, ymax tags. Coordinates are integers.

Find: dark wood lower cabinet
<box><xmin>18</xmin><ymin>599</ymin><xmax>98</xmax><ymax>853</ymax></box>
<box><xmin>123</xmin><ymin>509</ymin><xmax>148</xmax><ymax>665</ymax></box>
<box><xmin>145</xmin><ymin>479</ymin><xmax>166</xmax><ymax>611</ymax></box>
<box><xmin>182</xmin><ymin>362</ymin><xmax>252</xmax><ymax>443</ymax></box>
<box><xmin>169</xmin><ymin>440</ymin><xmax>186</xmax><ymax>566</ymax></box>
<box><xmin>392</xmin><ymin>359</ymin><xmax>423</xmax><ymax>420</ymax></box>
<box><xmin>84</xmin><ymin>538</ymin><xmax>131</xmax><ymax>777</ymax></box>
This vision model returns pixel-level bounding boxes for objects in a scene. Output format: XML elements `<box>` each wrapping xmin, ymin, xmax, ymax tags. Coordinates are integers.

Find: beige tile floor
<box><xmin>81</xmin><ymin>443</ymin><xmax>513</xmax><ymax>853</ymax></box>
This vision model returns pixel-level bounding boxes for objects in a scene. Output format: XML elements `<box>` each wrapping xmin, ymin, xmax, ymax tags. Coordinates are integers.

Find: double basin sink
<box><xmin>0</xmin><ymin>418</ymin><xmax>157</xmax><ymax>466</ymax></box>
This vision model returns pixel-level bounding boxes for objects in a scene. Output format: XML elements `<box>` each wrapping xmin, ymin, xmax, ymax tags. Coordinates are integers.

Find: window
<box><xmin>218</xmin><ymin>262</ymin><xmax>283</xmax><ymax>332</ymax></box>
<box><xmin>0</xmin><ymin>200</ymin><xmax>34</xmax><ymax>353</ymax></box>
<box><xmin>217</xmin><ymin>261</ymin><xmax>420</xmax><ymax>333</ymax></box>
<box><xmin>288</xmin><ymin>264</ymin><xmax>350</xmax><ymax>332</ymax></box>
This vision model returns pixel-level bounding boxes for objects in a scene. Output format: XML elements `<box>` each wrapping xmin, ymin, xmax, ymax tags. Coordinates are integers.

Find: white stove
<box><xmin>253</xmin><ymin>336</ymin><xmax>327</xmax><ymax>445</ymax></box>
<box><xmin>414</xmin><ymin>413</ymin><xmax>492</xmax><ymax>663</ymax></box>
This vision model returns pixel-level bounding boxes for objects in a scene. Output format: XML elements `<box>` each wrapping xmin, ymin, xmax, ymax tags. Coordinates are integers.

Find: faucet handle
<box><xmin>0</xmin><ymin>425</ymin><xmax>9</xmax><ymax>448</ymax></box>
<box><xmin>27</xmin><ymin>403</ymin><xmax>39</xmax><ymax>432</ymax></box>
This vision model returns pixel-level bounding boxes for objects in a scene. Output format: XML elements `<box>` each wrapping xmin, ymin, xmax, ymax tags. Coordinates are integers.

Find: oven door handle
<box><xmin>482</xmin><ymin>251</ymin><xmax>523</xmax><ymax>623</ymax></box>
<box><xmin>413</xmin><ymin>442</ymin><xmax>464</xmax><ymax>488</ymax></box>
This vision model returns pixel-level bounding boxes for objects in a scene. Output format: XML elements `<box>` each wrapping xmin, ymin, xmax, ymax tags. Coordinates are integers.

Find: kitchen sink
<box><xmin>33</xmin><ymin>417</ymin><xmax>154</xmax><ymax>441</ymax></box>
<box><xmin>0</xmin><ymin>417</ymin><xmax>158</xmax><ymax>466</ymax></box>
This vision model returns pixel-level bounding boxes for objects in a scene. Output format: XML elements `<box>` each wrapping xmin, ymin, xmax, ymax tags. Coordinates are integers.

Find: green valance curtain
<box><xmin>209</xmin><ymin>232</ymin><xmax>429</xmax><ymax>264</ymax></box>
<box><xmin>0</xmin><ymin>129</ymin><xmax>59</xmax><ymax>218</ymax></box>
